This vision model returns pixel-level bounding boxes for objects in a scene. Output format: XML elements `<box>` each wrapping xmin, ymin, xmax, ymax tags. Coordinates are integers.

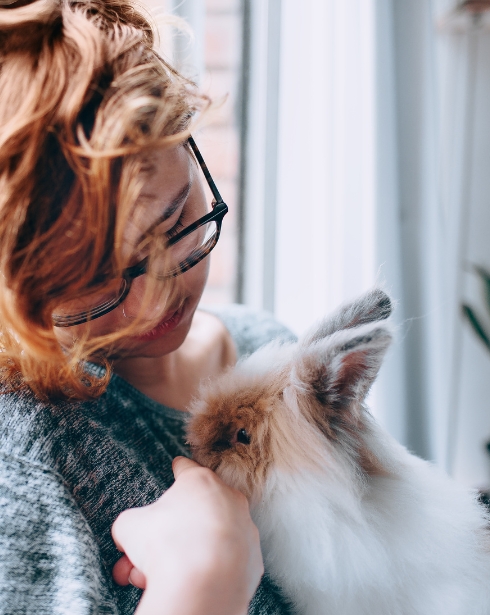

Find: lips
<box><xmin>133</xmin><ymin>303</ymin><xmax>186</xmax><ymax>342</ymax></box>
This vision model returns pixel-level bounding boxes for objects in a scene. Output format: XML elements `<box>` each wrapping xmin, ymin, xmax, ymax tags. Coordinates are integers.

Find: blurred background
<box><xmin>145</xmin><ymin>0</ymin><xmax>490</xmax><ymax>490</ymax></box>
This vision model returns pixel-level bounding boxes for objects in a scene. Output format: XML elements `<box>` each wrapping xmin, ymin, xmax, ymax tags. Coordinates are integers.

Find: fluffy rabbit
<box><xmin>187</xmin><ymin>290</ymin><xmax>490</xmax><ymax>615</ymax></box>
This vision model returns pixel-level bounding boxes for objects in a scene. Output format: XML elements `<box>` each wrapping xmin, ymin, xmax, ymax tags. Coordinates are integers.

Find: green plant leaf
<box><xmin>462</xmin><ymin>304</ymin><xmax>490</xmax><ymax>352</ymax></box>
<box><xmin>473</xmin><ymin>265</ymin><xmax>490</xmax><ymax>314</ymax></box>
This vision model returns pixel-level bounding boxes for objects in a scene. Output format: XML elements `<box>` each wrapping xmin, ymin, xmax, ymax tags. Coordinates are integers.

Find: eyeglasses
<box><xmin>52</xmin><ymin>137</ymin><xmax>228</xmax><ymax>327</ymax></box>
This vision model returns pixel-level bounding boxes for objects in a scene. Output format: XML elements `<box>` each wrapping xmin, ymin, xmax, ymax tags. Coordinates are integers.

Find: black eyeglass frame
<box><xmin>53</xmin><ymin>136</ymin><xmax>228</xmax><ymax>327</ymax></box>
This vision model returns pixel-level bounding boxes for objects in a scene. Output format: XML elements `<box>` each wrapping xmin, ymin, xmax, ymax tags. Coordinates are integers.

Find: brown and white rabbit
<box><xmin>187</xmin><ymin>290</ymin><xmax>490</xmax><ymax>615</ymax></box>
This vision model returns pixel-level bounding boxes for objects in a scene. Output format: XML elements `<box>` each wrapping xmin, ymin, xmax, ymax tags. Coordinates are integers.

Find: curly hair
<box><xmin>0</xmin><ymin>0</ymin><xmax>209</xmax><ymax>399</ymax></box>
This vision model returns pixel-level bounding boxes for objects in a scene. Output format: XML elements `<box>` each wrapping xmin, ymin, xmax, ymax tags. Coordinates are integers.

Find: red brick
<box><xmin>201</xmin><ymin>68</ymin><xmax>240</xmax><ymax>127</ymax></box>
<box><xmin>197</xmin><ymin>127</ymin><xmax>239</xmax><ymax>182</ymax></box>
<box><xmin>204</xmin><ymin>13</ymin><xmax>241</xmax><ymax>69</ymax></box>
<box><xmin>206</xmin><ymin>0</ymin><xmax>241</xmax><ymax>14</ymax></box>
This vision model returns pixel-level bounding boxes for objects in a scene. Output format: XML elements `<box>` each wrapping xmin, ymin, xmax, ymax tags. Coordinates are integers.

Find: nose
<box><xmin>121</xmin><ymin>274</ymin><xmax>174</xmax><ymax>320</ymax></box>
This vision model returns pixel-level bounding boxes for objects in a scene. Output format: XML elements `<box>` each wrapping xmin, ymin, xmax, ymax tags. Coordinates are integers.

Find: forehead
<box><xmin>140</xmin><ymin>143</ymin><xmax>192</xmax><ymax>200</ymax></box>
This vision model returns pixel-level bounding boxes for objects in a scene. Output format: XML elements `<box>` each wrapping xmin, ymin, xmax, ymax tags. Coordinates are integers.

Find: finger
<box><xmin>112</xmin><ymin>554</ymin><xmax>134</xmax><ymax>586</ymax></box>
<box><xmin>172</xmin><ymin>456</ymin><xmax>201</xmax><ymax>479</ymax></box>
<box><xmin>112</xmin><ymin>508</ymin><xmax>140</xmax><ymax>552</ymax></box>
<box><xmin>111</xmin><ymin>510</ymin><xmax>131</xmax><ymax>552</ymax></box>
<box><xmin>128</xmin><ymin>566</ymin><xmax>147</xmax><ymax>589</ymax></box>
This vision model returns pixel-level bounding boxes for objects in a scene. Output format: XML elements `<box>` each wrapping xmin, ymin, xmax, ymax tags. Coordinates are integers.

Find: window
<box><xmin>148</xmin><ymin>0</ymin><xmax>244</xmax><ymax>305</ymax></box>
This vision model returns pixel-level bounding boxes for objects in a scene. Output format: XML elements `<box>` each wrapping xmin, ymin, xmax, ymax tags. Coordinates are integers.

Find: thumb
<box><xmin>172</xmin><ymin>456</ymin><xmax>202</xmax><ymax>479</ymax></box>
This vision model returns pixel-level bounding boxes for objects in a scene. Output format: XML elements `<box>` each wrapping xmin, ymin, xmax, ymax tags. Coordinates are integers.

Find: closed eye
<box><xmin>165</xmin><ymin>208</ymin><xmax>186</xmax><ymax>239</ymax></box>
<box><xmin>133</xmin><ymin>206</ymin><xmax>187</xmax><ymax>260</ymax></box>
<box><xmin>133</xmin><ymin>180</ymin><xmax>192</xmax><ymax>253</ymax></box>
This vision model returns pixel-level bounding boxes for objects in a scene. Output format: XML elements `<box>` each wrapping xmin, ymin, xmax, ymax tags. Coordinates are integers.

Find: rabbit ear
<box><xmin>295</xmin><ymin>320</ymin><xmax>392</xmax><ymax>411</ymax></box>
<box><xmin>301</xmin><ymin>289</ymin><xmax>392</xmax><ymax>347</ymax></box>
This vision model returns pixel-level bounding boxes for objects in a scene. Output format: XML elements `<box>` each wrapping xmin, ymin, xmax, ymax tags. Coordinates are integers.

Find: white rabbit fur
<box><xmin>187</xmin><ymin>290</ymin><xmax>490</xmax><ymax>615</ymax></box>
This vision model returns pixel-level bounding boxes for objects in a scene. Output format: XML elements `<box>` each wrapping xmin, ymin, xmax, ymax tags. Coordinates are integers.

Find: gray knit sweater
<box><xmin>0</xmin><ymin>305</ymin><xmax>296</xmax><ymax>615</ymax></box>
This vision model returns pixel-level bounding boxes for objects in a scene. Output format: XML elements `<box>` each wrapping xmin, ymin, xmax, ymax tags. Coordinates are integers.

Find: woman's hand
<box><xmin>111</xmin><ymin>456</ymin><xmax>264</xmax><ymax>615</ymax></box>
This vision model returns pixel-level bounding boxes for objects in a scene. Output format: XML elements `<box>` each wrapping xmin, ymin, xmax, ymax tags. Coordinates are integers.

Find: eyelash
<box><xmin>165</xmin><ymin>208</ymin><xmax>186</xmax><ymax>239</ymax></box>
<box><xmin>132</xmin><ymin>207</ymin><xmax>187</xmax><ymax>264</ymax></box>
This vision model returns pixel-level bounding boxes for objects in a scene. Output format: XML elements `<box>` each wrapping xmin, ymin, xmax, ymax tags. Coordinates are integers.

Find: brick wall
<box><xmin>198</xmin><ymin>0</ymin><xmax>242</xmax><ymax>305</ymax></box>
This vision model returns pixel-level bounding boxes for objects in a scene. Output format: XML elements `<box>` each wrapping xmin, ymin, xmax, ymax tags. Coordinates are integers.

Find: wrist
<box><xmin>136</xmin><ymin>566</ymin><xmax>250</xmax><ymax>615</ymax></box>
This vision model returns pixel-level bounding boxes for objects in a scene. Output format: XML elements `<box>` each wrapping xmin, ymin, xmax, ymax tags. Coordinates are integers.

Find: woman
<box><xmin>0</xmin><ymin>0</ymin><xmax>295</xmax><ymax>613</ymax></box>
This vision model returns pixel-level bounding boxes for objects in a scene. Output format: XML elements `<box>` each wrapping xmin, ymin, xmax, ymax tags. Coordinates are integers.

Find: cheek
<box><xmin>216</xmin><ymin>459</ymin><xmax>251</xmax><ymax>495</ymax></box>
<box><xmin>123</xmin><ymin>276</ymin><xmax>172</xmax><ymax>319</ymax></box>
<box><xmin>215</xmin><ymin>451</ymin><xmax>267</xmax><ymax>504</ymax></box>
<box><xmin>54</xmin><ymin>327</ymin><xmax>75</xmax><ymax>349</ymax></box>
<box><xmin>54</xmin><ymin>309</ymin><xmax>123</xmax><ymax>346</ymax></box>
<box><xmin>180</xmin><ymin>256</ymin><xmax>209</xmax><ymax>301</ymax></box>
<box><xmin>120</xmin><ymin>256</ymin><xmax>209</xmax><ymax>320</ymax></box>
<box><xmin>53</xmin><ymin>254</ymin><xmax>210</xmax><ymax>348</ymax></box>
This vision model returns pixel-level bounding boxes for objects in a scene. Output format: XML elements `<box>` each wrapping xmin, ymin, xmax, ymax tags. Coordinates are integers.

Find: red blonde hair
<box><xmin>0</xmin><ymin>0</ymin><xmax>208</xmax><ymax>399</ymax></box>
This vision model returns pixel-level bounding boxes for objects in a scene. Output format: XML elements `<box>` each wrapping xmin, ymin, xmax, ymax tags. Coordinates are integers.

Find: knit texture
<box><xmin>0</xmin><ymin>305</ymin><xmax>296</xmax><ymax>615</ymax></box>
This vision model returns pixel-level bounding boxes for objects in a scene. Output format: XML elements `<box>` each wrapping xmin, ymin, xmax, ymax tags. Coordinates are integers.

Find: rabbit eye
<box><xmin>236</xmin><ymin>428</ymin><xmax>251</xmax><ymax>445</ymax></box>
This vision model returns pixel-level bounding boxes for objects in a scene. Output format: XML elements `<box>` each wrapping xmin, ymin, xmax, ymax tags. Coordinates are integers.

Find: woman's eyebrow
<box><xmin>138</xmin><ymin>181</ymin><xmax>192</xmax><ymax>242</ymax></box>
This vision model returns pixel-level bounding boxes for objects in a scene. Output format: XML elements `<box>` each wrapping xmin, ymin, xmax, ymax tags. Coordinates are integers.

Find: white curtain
<box><xmin>243</xmin><ymin>1</ymin><xmax>377</xmax><ymax>339</ymax></box>
<box><xmin>377</xmin><ymin>0</ymin><xmax>490</xmax><ymax>482</ymax></box>
<box><xmin>242</xmin><ymin>0</ymin><xmax>490</xmax><ymax>485</ymax></box>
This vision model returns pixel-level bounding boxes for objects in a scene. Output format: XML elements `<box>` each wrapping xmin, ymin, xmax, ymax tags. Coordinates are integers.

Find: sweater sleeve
<box><xmin>0</xmin><ymin>452</ymin><xmax>118</xmax><ymax>615</ymax></box>
<box><xmin>249</xmin><ymin>575</ymin><xmax>295</xmax><ymax>615</ymax></box>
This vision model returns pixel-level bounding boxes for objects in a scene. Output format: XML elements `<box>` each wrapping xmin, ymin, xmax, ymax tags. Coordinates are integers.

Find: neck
<box><xmin>113</xmin><ymin>352</ymin><xmax>178</xmax><ymax>388</ymax></box>
<box><xmin>111</xmin><ymin>310</ymin><xmax>237</xmax><ymax>410</ymax></box>
<box><xmin>113</xmin><ymin>353</ymin><xmax>186</xmax><ymax>408</ymax></box>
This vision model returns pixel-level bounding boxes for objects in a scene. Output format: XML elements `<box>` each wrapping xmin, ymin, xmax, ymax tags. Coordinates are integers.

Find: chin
<box><xmin>136</xmin><ymin>325</ymin><xmax>191</xmax><ymax>358</ymax></box>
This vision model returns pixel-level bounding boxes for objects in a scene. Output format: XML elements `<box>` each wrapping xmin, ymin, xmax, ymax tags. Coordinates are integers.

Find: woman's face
<box><xmin>55</xmin><ymin>143</ymin><xmax>210</xmax><ymax>359</ymax></box>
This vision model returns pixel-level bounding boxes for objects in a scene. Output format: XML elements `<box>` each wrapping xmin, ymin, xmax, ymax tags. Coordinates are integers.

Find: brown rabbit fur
<box><xmin>186</xmin><ymin>290</ymin><xmax>490</xmax><ymax>615</ymax></box>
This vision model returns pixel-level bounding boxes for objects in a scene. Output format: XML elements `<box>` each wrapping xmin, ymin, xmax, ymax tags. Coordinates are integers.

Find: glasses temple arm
<box><xmin>188</xmin><ymin>136</ymin><xmax>224</xmax><ymax>205</ymax></box>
